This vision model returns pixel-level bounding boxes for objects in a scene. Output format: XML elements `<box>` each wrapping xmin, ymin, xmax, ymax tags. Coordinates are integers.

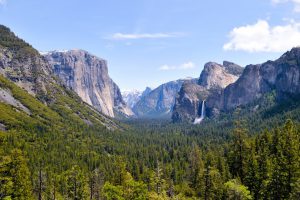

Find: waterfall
<box><xmin>193</xmin><ymin>100</ymin><xmax>205</xmax><ymax>124</ymax></box>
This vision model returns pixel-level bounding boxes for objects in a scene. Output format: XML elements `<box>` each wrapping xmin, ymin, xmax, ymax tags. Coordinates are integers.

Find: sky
<box><xmin>0</xmin><ymin>0</ymin><xmax>300</xmax><ymax>91</ymax></box>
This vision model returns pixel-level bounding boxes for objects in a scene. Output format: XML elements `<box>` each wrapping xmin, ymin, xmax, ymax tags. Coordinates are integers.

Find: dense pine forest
<box><xmin>1</xmin><ymin>91</ymin><xmax>299</xmax><ymax>200</ymax></box>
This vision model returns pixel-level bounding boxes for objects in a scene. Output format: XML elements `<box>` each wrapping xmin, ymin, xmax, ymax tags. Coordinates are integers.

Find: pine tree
<box><xmin>0</xmin><ymin>155</ymin><xmax>13</xmax><ymax>199</ymax></box>
<box><xmin>228</xmin><ymin>121</ymin><xmax>249</xmax><ymax>183</ymax></box>
<box><xmin>113</xmin><ymin>157</ymin><xmax>127</xmax><ymax>186</ymax></box>
<box><xmin>224</xmin><ymin>179</ymin><xmax>252</xmax><ymax>200</ymax></box>
<box><xmin>244</xmin><ymin>147</ymin><xmax>259</xmax><ymax>199</ymax></box>
<box><xmin>203</xmin><ymin>153</ymin><xmax>223</xmax><ymax>200</ymax></box>
<box><xmin>102</xmin><ymin>182</ymin><xmax>124</xmax><ymax>200</ymax></box>
<box><xmin>89</xmin><ymin>168</ymin><xmax>104</xmax><ymax>200</ymax></box>
<box><xmin>255</xmin><ymin>131</ymin><xmax>271</xmax><ymax>199</ymax></box>
<box><xmin>269</xmin><ymin>120</ymin><xmax>300</xmax><ymax>199</ymax></box>
<box><xmin>189</xmin><ymin>143</ymin><xmax>204</xmax><ymax>196</ymax></box>
<box><xmin>154</xmin><ymin>161</ymin><xmax>164</xmax><ymax>195</ymax></box>
<box><xmin>64</xmin><ymin>165</ymin><xmax>87</xmax><ymax>200</ymax></box>
<box><xmin>7</xmin><ymin>149</ymin><xmax>33</xmax><ymax>200</ymax></box>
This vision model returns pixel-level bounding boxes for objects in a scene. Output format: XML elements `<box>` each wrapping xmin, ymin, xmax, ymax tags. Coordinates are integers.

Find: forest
<box><xmin>0</xmin><ymin>102</ymin><xmax>299</xmax><ymax>200</ymax></box>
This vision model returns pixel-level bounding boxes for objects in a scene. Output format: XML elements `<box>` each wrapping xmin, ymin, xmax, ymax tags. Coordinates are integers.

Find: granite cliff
<box><xmin>43</xmin><ymin>50</ymin><xmax>133</xmax><ymax>118</ymax></box>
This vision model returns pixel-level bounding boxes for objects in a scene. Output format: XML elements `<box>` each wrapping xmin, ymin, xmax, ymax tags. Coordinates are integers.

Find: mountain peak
<box><xmin>198</xmin><ymin>61</ymin><xmax>242</xmax><ymax>89</ymax></box>
<box><xmin>280</xmin><ymin>46</ymin><xmax>300</xmax><ymax>60</ymax></box>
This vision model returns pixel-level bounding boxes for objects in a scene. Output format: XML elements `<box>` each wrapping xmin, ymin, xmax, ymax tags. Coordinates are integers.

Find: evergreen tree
<box><xmin>203</xmin><ymin>153</ymin><xmax>223</xmax><ymax>200</ymax></box>
<box><xmin>228</xmin><ymin>122</ymin><xmax>249</xmax><ymax>183</ymax></box>
<box><xmin>89</xmin><ymin>168</ymin><xmax>104</xmax><ymax>200</ymax></box>
<box><xmin>224</xmin><ymin>179</ymin><xmax>252</xmax><ymax>200</ymax></box>
<box><xmin>269</xmin><ymin>120</ymin><xmax>300</xmax><ymax>199</ymax></box>
<box><xmin>0</xmin><ymin>149</ymin><xmax>33</xmax><ymax>199</ymax></box>
<box><xmin>103</xmin><ymin>182</ymin><xmax>124</xmax><ymax>200</ymax></box>
<box><xmin>189</xmin><ymin>143</ymin><xmax>204</xmax><ymax>196</ymax></box>
<box><xmin>0</xmin><ymin>155</ymin><xmax>13</xmax><ymax>199</ymax></box>
<box><xmin>64</xmin><ymin>165</ymin><xmax>87</xmax><ymax>200</ymax></box>
<box><xmin>255</xmin><ymin>131</ymin><xmax>271</xmax><ymax>199</ymax></box>
<box><xmin>244</xmin><ymin>147</ymin><xmax>259</xmax><ymax>199</ymax></box>
<box><xmin>153</xmin><ymin>161</ymin><xmax>165</xmax><ymax>195</ymax></box>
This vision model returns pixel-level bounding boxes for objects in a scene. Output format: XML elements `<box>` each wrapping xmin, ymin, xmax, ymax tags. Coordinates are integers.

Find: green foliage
<box><xmin>224</xmin><ymin>179</ymin><xmax>252</xmax><ymax>200</ymax></box>
<box><xmin>63</xmin><ymin>165</ymin><xmax>88</xmax><ymax>199</ymax></box>
<box><xmin>0</xmin><ymin>25</ymin><xmax>38</xmax><ymax>58</ymax></box>
<box><xmin>103</xmin><ymin>182</ymin><xmax>124</xmax><ymax>200</ymax></box>
<box><xmin>0</xmin><ymin>149</ymin><xmax>33</xmax><ymax>200</ymax></box>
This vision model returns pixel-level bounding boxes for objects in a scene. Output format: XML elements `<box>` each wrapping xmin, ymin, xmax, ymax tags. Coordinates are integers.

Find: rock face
<box><xmin>217</xmin><ymin>47</ymin><xmax>300</xmax><ymax>111</ymax></box>
<box><xmin>172</xmin><ymin>62</ymin><xmax>243</xmax><ymax>122</ymax></box>
<box><xmin>0</xmin><ymin>46</ymin><xmax>53</xmax><ymax>99</ymax></box>
<box><xmin>172</xmin><ymin>83</ymin><xmax>208</xmax><ymax>122</ymax></box>
<box><xmin>133</xmin><ymin>78</ymin><xmax>197</xmax><ymax>118</ymax></box>
<box><xmin>44</xmin><ymin>50</ymin><xmax>133</xmax><ymax>118</ymax></box>
<box><xmin>198</xmin><ymin>62</ymin><xmax>241</xmax><ymax>89</ymax></box>
<box><xmin>0</xmin><ymin>88</ymin><xmax>31</xmax><ymax>114</ymax></box>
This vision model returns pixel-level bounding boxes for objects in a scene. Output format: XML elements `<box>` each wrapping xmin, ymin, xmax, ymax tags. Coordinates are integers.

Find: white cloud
<box><xmin>109</xmin><ymin>32</ymin><xmax>183</xmax><ymax>40</ymax></box>
<box><xmin>0</xmin><ymin>0</ymin><xmax>6</xmax><ymax>5</ymax></box>
<box><xmin>223</xmin><ymin>20</ymin><xmax>300</xmax><ymax>52</ymax></box>
<box><xmin>159</xmin><ymin>62</ymin><xmax>195</xmax><ymax>71</ymax></box>
<box><xmin>272</xmin><ymin>0</ymin><xmax>300</xmax><ymax>12</ymax></box>
<box><xmin>159</xmin><ymin>65</ymin><xmax>176</xmax><ymax>71</ymax></box>
<box><xmin>180</xmin><ymin>62</ymin><xmax>195</xmax><ymax>69</ymax></box>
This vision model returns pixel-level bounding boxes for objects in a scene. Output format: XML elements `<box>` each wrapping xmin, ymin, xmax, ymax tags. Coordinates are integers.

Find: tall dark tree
<box><xmin>189</xmin><ymin>143</ymin><xmax>204</xmax><ymax>196</ymax></box>
<box><xmin>228</xmin><ymin>121</ymin><xmax>249</xmax><ymax>183</ymax></box>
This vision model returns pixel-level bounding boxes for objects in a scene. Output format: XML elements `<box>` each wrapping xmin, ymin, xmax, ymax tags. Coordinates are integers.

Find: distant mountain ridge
<box><xmin>122</xmin><ymin>87</ymin><xmax>152</xmax><ymax>109</ymax></box>
<box><xmin>122</xmin><ymin>90</ymin><xmax>143</xmax><ymax>109</ymax></box>
<box><xmin>132</xmin><ymin>78</ymin><xmax>197</xmax><ymax>118</ymax></box>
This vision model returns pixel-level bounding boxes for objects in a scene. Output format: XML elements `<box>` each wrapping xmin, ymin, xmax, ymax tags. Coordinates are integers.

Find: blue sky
<box><xmin>0</xmin><ymin>0</ymin><xmax>300</xmax><ymax>91</ymax></box>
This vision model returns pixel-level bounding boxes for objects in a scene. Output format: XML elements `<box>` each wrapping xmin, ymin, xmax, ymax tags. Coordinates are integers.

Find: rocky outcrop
<box><xmin>217</xmin><ymin>47</ymin><xmax>300</xmax><ymax>111</ymax></box>
<box><xmin>133</xmin><ymin>78</ymin><xmax>196</xmax><ymax>118</ymax></box>
<box><xmin>0</xmin><ymin>88</ymin><xmax>31</xmax><ymax>114</ymax></box>
<box><xmin>44</xmin><ymin>50</ymin><xmax>133</xmax><ymax>118</ymax></box>
<box><xmin>172</xmin><ymin>62</ymin><xmax>243</xmax><ymax>122</ymax></box>
<box><xmin>0</xmin><ymin>47</ymin><xmax>53</xmax><ymax>99</ymax></box>
<box><xmin>198</xmin><ymin>62</ymin><xmax>242</xmax><ymax>89</ymax></box>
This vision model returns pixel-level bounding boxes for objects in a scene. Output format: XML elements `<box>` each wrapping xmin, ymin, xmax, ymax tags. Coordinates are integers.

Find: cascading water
<box><xmin>193</xmin><ymin>100</ymin><xmax>205</xmax><ymax>124</ymax></box>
